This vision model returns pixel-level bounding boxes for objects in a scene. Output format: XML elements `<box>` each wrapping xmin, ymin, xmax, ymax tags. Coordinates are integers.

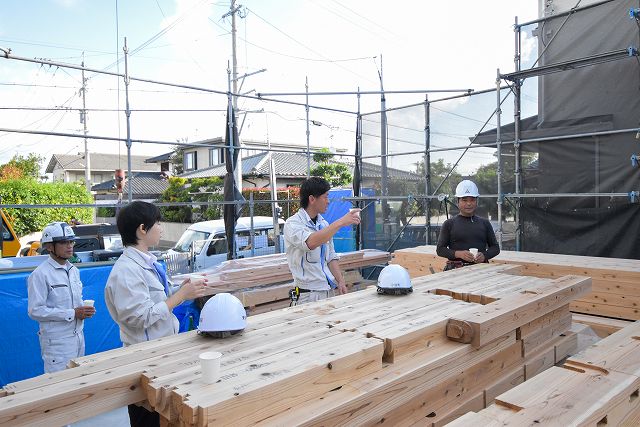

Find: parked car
<box><xmin>167</xmin><ymin>216</ymin><xmax>285</xmax><ymax>272</ymax></box>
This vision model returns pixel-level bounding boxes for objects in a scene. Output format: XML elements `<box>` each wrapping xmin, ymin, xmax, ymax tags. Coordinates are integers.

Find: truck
<box><xmin>0</xmin><ymin>210</ymin><xmax>22</xmax><ymax>257</ymax></box>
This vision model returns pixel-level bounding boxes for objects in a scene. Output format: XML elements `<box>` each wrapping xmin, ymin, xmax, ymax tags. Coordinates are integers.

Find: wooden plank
<box><xmin>564</xmin><ymin>320</ymin><xmax>640</xmax><ymax>377</ymax></box>
<box><xmin>571</xmin><ymin>300</ymin><xmax>640</xmax><ymax>321</ymax></box>
<box><xmin>517</xmin><ymin>304</ymin><xmax>570</xmax><ymax>338</ymax></box>
<box><xmin>491</xmin><ymin>366</ymin><xmax>640</xmax><ymax>426</ymax></box>
<box><xmin>521</xmin><ymin>312</ymin><xmax>572</xmax><ymax>357</ymax></box>
<box><xmin>446</xmin><ymin>275</ymin><xmax>591</xmax><ymax>347</ymax></box>
<box><xmin>483</xmin><ymin>365</ymin><xmax>525</xmax><ymax>406</ymax></box>
<box><xmin>180</xmin><ymin>334</ymin><xmax>384</xmax><ymax>426</ymax></box>
<box><xmin>571</xmin><ymin>312</ymin><xmax>633</xmax><ymax>338</ymax></box>
<box><xmin>554</xmin><ymin>330</ymin><xmax>578</xmax><ymax>363</ymax></box>
<box><xmin>372</xmin><ymin>341</ymin><xmax>522</xmax><ymax>427</ymax></box>
<box><xmin>263</xmin><ymin>333</ymin><xmax>517</xmax><ymax>427</ymax></box>
<box><xmin>430</xmin><ymin>392</ymin><xmax>485</xmax><ymax>427</ymax></box>
<box><xmin>523</xmin><ymin>345</ymin><xmax>554</xmax><ymax>380</ymax></box>
<box><xmin>443</xmin><ymin>411</ymin><xmax>500</xmax><ymax>426</ymax></box>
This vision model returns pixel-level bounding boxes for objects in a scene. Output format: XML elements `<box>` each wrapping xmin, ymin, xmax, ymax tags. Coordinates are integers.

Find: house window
<box><xmin>209</xmin><ymin>148</ymin><xmax>225</xmax><ymax>166</ymax></box>
<box><xmin>184</xmin><ymin>151</ymin><xmax>197</xmax><ymax>171</ymax></box>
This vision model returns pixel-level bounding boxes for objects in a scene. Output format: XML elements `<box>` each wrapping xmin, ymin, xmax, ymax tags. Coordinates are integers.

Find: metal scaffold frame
<box><xmin>0</xmin><ymin>0</ymin><xmax>639</xmax><ymax>258</ymax></box>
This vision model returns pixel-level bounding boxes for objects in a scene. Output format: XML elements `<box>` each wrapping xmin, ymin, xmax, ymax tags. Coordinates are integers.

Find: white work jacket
<box><xmin>28</xmin><ymin>257</ymin><xmax>84</xmax><ymax>339</ymax></box>
<box><xmin>283</xmin><ymin>209</ymin><xmax>340</xmax><ymax>291</ymax></box>
<box><xmin>105</xmin><ymin>246</ymin><xmax>179</xmax><ymax>346</ymax></box>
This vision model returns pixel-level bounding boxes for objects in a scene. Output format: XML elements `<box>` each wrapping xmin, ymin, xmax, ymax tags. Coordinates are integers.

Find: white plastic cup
<box><xmin>199</xmin><ymin>351</ymin><xmax>222</xmax><ymax>384</ymax></box>
<box><xmin>349</xmin><ymin>208</ymin><xmax>361</xmax><ymax>218</ymax></box>
<box><xmin>83</xmin><ymin>299</ymin><xmax>95</xmax><ymax>307</ymax></box>
<box><xmin>469</xmin><ymin>248</ymin><xmax>478</xmax><ymax>257</ymax></box>
<box><xmin>189</xmin><ymin>274</ymin><xmax>207</xmax><ymax>285</ymax></box>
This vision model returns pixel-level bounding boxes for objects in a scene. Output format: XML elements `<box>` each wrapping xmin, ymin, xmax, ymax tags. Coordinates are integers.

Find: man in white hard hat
<box><xmin>28</xmin><ymin>222</ymin><xmax>95</xmax><ymax>373</ymax></box>
<box><xmin>284</xmin><ymin>177</ymin><xmax>361</xmax><ymax>305</ymax></box>
<box><xmin>436</xmin><ymin>180</ymin><xmax>500</xmax><ymax>271</ymax></box>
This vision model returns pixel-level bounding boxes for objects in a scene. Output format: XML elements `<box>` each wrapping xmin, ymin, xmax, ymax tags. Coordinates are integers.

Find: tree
<box><xmin>157</xmin><ymin>176</ymin><xmax>223</xmax><ymax>223</ymax></box>
<box><xmin>0</xmin><ymin>180</ymin><xmax>92</xmax><ymax>236</ymax></box>
<box><xmin>0</xmin><ymin>154</ymin><xmax>44</xmax><ymax>181</ymax></box>
<box><xmin>310</xmin><ymin>148</ymin><xmax>352</xmax><ymax>187</ymax></box>
<box><xmin>171</xmin><ymin>141</ymin><xmax>186</xmax><ymax>175</ymax></box>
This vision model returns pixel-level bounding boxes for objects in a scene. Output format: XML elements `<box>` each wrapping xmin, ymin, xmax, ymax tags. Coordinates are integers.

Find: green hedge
<box><xmin>0</xmin><ymin>180</ymin><xmax>93</xmax><ymax>236</ymax></box>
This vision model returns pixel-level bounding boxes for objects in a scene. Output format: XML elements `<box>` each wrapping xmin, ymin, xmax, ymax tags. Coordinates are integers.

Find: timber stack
<box><xmin>0</xmin><ymin>263</ymin><xmax>591</xmax><ymax>426</ymax></box>
<box><xmin>173</xmin><ymin>249</ymin><xmax>390</xmax><ymax>314</ymax></box>
<box><xmin>447</xmin><ymin>318</ymin><xmax>640</xmax><ymax>426</ymax></box>
<box><xmin>393</xmin><ymin>245</ymin><xmax>640</xmax><ymax>320</ymax></box>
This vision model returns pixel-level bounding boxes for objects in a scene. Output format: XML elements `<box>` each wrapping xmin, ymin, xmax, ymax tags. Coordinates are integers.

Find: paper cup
<box><xmin>469</xmin><ymin>248</ymin><xmax>478</xmax><ymax>257</ymax></box>
<box><xmin>199</xmin><ymin>351</ymin><xmax>222</xmax><ymax>384</ymax></box>
<box><xmin>83</xmin><ymin>299</ymin><xmax>95</xmax><ymax>307</ymax></box>
<box><xmin>189</xmin><ymin>274</ymin><xmax>207</xmax><ymax>285</ymax></box>
<box><xmin>349</xmin><ymin>208</ymin><xmax>361</xmax><ymax>218</ymax></box>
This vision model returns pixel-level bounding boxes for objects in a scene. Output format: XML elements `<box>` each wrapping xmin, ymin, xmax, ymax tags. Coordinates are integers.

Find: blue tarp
<box><xmin>0</xmin><ymin>261</ymin><xmax>200</xmax><ymax>386</ymax></box>
<box><xmin>325</xmin><ymin>188</ymin><xmax>356</xmax><ymax>253</ymax></box>
<box><xmin>0</xmin><ymin>264</ymin><xmax>122</xmax><ymax>386</ymax></box>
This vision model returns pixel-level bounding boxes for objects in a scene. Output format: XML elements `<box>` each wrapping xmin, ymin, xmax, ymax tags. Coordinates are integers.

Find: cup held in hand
<box><xmin>83</xmin><ymin>299</ymin><xmax>95</xmax><ymax>307</ymax></box>
<box><xmin>469</xmin><ymin>248</ymin><xmax>478</xmax><ymax>258</ymax></box>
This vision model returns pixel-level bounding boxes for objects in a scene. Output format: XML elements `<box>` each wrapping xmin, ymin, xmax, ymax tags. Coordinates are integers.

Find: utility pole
<box><xmin>223</xmin><ymin>1</ymin><xmax>244</xmax><ymax>189</ymax></box>
<box><xmin>80</xmin><ymin>52</ymin><xmax>91</xmax><ymax>192</ymax></box>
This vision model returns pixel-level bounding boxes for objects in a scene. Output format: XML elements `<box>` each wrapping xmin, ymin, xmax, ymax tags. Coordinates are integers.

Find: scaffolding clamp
<box><xmin>628</xmin><ymin>46</ymin><xmax>639</xmax><ymax>57</ymax></box>
<box><xmin>632</xmin><ymin>154</ymin><xmax>640</xmax><ymax>168</ymax></box>
<box><xmin>630</xmin><ymin>8</ymin><xmax>640</xmax><ymax>20</ymax></box>
<box><xmin>630</xmin><ymin>191</ymin><xmax>640</xmax><ymax>203</ymax></box>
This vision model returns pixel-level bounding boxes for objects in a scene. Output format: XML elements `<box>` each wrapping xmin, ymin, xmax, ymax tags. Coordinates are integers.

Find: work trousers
<box><xmin>294</xmin><ymin>289</ymin><xmax>335</xmax><ymax>305</ymax></box>
<box><xmin>38</xmin><ymin>332</ymin><xmax>84</xmax><ymax>373</ymax></box>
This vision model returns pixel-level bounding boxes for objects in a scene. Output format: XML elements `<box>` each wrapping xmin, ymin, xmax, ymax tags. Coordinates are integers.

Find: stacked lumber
<box><xmin>173</xmin><ymin>249</ymin><xmax>390</xmax><ymax>295</ymax></box>
<box><xmin>393</xmin><ymin>245</ymin><xmax>640</xmax><ymax>320</ymax></box>
<box><xmin>448</xmin><ymin>320</ymin><xmax>640</xmax><ymax>426</ymax></box>
<box><xmin>236</xmin><ymin>269</ymin><xmax>376</xmax><ymax>316</ymax></box>
<box><xmin>0</xmin><ymin>264</ymin><xmax>590</xmax><ymax>427</ymax></box>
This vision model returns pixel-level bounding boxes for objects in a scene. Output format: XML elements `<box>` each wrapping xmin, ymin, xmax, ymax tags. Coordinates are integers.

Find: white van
<box><xmin>167</xmin><ymin>216</ymin><xmax>285</xmax><ymax>272</ymax></box>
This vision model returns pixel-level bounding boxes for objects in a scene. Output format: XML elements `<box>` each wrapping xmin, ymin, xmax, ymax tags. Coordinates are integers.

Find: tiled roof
<box><xmin>145</xmin><ymin>152</ymin><xmax>173</xmax><ymax>163</ymax></box>
<box><xmin>46</xmin><ymin>153</ymin><xmax>159</xmax><ymax>173</ymax></box>
<box><xmin>91</xmin><ymin>171</ymin><xmax>170</xmax><ymax>195</ymax></box>
<box><xmin>178</xmin><ymin>151</ymin><xmax>421</xmax><ymax>181</ymax></box>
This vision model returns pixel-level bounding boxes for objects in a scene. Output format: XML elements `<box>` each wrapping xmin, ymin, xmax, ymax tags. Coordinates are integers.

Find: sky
<box><xmin>0</xmin><ymin>0</ymin><xmax>540</xmax><ymax>175</ymax></box>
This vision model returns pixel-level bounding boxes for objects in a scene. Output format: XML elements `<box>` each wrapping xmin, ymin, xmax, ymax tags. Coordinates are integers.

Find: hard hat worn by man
<box><xmin>283</xmin><ymin>177</ymin><xmax>361</xmax><ymax>305</ymax></box>
<box><xmin>27</xmin><ymin>222</ymin><xmax>96</xmax><ymax>373</ymax></box>
<box><xmin>436</xmin><ymin>180</ymin><xmax>500</xmax><ymax>271</ymax></box>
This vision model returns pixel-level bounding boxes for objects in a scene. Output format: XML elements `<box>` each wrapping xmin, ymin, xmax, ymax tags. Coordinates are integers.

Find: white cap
<box><xmin>455</xmin><ymin>180</ymin><xmax>480</xmax><ymax>198</ymax></box>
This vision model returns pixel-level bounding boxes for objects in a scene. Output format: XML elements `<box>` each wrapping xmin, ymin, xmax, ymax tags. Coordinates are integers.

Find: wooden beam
<box><xmin>446</xmin><ymin>275</ymin><xmax>591</xmax><ymax>347</ymax></box>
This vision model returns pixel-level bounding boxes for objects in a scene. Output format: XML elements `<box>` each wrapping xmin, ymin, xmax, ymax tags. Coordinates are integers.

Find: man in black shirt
<box><xmin>436</xmin><ymin>180</ymin><xmax>500</xmax><ymax>271</ymax></box>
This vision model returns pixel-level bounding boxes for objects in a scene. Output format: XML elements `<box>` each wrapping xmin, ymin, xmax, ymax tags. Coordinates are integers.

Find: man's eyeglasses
<box><xmin>55</xmin><ymin>240</ymin><xmax>76</xmax><ymax>247</ymax></box>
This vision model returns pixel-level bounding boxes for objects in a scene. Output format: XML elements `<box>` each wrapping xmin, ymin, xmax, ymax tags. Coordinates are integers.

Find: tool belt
<box><xmin>289</xmin><ymin>286</ymin><xmax>311</xmax><ymax>306</ymax></box>
<box><xmin>444</xmin><ymin>260</ymin><xmax>474</xmax><ymax>271</ymax></box>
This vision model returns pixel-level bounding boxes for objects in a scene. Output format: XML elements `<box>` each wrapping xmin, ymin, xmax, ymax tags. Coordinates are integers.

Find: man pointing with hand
<box><xmin>284</xmin><ymin>177</ymin><xmax>361</xmax><ymax>305</ymax></box>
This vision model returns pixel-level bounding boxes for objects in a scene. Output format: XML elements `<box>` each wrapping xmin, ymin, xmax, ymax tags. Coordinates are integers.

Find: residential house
<box><xmin>46</xmin><ymin>153</ymin><xmax>160</xmax><ymax>186</ymax></box>
<box><xmin>146</xmin><ymin>137</ymin><xmax>345</xmax><ymax>176</ymax></box>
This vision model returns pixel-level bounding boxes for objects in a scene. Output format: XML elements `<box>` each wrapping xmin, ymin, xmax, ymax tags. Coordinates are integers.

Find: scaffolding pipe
<box><xmin>517</xmin><ymin>0</ymin><xmax>615</xmax><ymax>27</ymax></box>
<box><xmin>256</xmin><ymin>89</ymin><xmax>473</xmax><ymax>96</ymax></box>
<box><xmin>305</xmin><ymin>77</ymin><xmax>311</xmax><ymax>177</ymax></box>
<box><xmin>424</xmin><ymin>96</ymin><xmax>431</xmax><ymax>245</ymax></box>
<box><xmin>513</xmin><ymin>17</ymin><xmax>522</xmax><ymax>251</ymax></box>
<box><xmin>123</xmin><ymin>38</ymin><xmax>133</xmax><ymax>203</ymax></box>
<box><xmin>424</xmin><ymin>127</ymin><xmax>640</xmax><ymax>153</ymax></box>
<box><xmin>496</xmin><ymin>69</ymin><xmax>504</xmax><ymax>249</ymax></box>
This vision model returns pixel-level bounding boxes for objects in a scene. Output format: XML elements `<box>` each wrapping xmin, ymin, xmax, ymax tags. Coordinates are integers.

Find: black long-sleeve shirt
<box><xmin>436</xmin><ymin>214</ymin><xmax>500</xmax><ymax>261</ymax></box>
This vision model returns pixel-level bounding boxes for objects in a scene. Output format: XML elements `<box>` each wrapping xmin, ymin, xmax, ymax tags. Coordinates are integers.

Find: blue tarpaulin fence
<box><xmin>0</xmin><ymin>264</ymin><xmax>121</xmax><ymax>386</ymax></box>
